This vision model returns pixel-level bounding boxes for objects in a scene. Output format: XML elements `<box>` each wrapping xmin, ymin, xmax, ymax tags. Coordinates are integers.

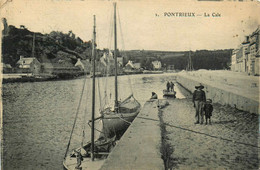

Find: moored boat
<box><xmin>163</xmin><ymin>89</ymin><xmax>176</xmax><ymax>98</ymax></box>
<box><xmin>99</xmin><ymin>2</ymin><xmax>141</xmax><ymax>140</ymax></box>
<box><xmin>101</xmin><ymin>94</ymin><xmax>141</xmax><ymax>139</ymax></box>
<box><xmin>63</xmin><ymin>3</ymin><xmax>141</xmax><ymax>169</ymax></box>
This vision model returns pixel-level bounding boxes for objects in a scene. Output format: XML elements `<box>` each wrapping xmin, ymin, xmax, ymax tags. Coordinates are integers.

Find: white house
<box><xmin>125</xmin><ymin>60</ymin><xmax>134</xmax><ymax>69</ymax></box>
<box><xmin>75</xmin><ymin>58</ymin><xmax>84</xmax><ymax>70</ymax></box>
<box><xmin>152</xmin><ymin>60</ymin><xmax>162</xmax><ymax>70</ymax></box>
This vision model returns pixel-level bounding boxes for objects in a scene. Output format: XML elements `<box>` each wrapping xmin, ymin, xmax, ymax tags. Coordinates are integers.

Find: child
<box><xmin>204</xmin><ymin>99</ymin><xmax>213</xmax><ymax>125</ymax></box>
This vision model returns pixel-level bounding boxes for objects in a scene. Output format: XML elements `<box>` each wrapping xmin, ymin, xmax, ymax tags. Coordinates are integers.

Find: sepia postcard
<box><xmin>0</xmin><ymin>0</ymin><xmax>259</xmax><ymax>169</ymax></box>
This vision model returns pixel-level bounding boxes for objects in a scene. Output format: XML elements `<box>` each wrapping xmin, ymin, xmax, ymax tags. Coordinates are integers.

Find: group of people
<box><xmin>166</xmin><ymin>81</ymin><xmax>175</xmax><ymax>92</ymax></box>
<box><xmin>150</xmin><ymin>81</ymin><xmax>175</xmax><ymax>100</ymax></box>
<box><xmin>150</xmin><ymin>82</ymin><xmax>213</xmax><ymax>125</ymax></box>
<box><xmin>192</xmin><ymin>83</ymin><xmax>213</xmax><ymax>125</ymax></box>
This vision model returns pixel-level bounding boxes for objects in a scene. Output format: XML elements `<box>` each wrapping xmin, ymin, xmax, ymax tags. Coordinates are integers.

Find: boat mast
<box><xmin>114</xmin><ymin>2</ymin><xmax>118</xmax><ymax>113</ymax></box>
<box><xmin>91</xmin><ymin>15</ymin><xmax>96</xmax><ymax>161</ymax></box>
<box><xmin>189</xmin><ymin>50</ymin><xmax>193</xmax><ymax>71</ymax></box>
<box><xmin>32</xmin><ymin>33</ymin><xmax>35</xmax><ymax>58</ymax></box>
<box><xmin>187</xmin><ymin>50</ymin><xmax>193</xmax><ymax>71</ymax></box>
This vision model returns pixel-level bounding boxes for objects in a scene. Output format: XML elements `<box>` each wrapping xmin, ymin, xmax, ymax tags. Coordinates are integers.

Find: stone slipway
<box><xmin>100</xmin><ymin>100</ymin><xmax>164</xmax><ymax>170</ymax></box>
<box><xmin>177</xmin><ymin>71</ymin><xmax>259</xmax><ymax>114</ymax></box>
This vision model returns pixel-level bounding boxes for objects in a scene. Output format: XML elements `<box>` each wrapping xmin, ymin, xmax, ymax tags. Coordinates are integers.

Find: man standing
<box><xmin>170</xmin><ymin>81</ymin><xmax>175</xmax><ymax>92</ymax></box>
<box><xmin>193</xmin><ymin>83</ymin><xmax>206</xmax><ymax>124</ymax></box>
<box><xmin>166</xmin><ymin>81</ymin><xmax>170</xmax><ymax>92</ymax></box>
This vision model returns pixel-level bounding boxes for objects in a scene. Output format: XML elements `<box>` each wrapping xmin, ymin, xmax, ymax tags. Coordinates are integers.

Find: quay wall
<box><xmin>100</xmin><ymin>101</ymin><xmax>164</xmax><ymax>170</ymax></box>
<box><xmin>177</xmin><ymin>75</ymin><xmax>259</xmax><ymax>114</ymax></box>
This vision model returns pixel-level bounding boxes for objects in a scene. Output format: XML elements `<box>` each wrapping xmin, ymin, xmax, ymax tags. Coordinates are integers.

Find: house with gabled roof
<box><xmin>125</xmin><ymin>60</ymin><xmax>134</xmax><ymax>70</ymax></box>
<box><xmin>75</xmin><ymin>58</ymin><xmax>91</xmax><ymax>74</ymax></box>
<box><xmin>152</xmin><ymin>60</ymin><xmax>162</xmax><ymax>70</ymax></box>
<box><xmin>16</xmin><ymin>56</ymin><xmax>41</xmax><ymax>74</ymax></box>
<box><xmin>125</xmin><ymin>60</ymin><xmax>141</xmax><ymax>70</ymax></box>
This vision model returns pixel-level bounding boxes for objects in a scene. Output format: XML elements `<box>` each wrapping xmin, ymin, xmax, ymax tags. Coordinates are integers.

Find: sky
<box><xmin>0</xmin><ymin>0</ymin><xmax>259</xmax><ymax>51</ymax></box>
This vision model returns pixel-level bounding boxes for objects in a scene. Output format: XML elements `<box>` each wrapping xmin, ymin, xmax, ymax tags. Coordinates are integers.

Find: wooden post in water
<box><xmin>114</xmin><ymin>2</ymin><xmax>118</xmax><ymax>113</ymax></box>
<box><xmin>91</xmin><ymin>15</ymin><xmax>96</xmax><ymax>161</ymax></box>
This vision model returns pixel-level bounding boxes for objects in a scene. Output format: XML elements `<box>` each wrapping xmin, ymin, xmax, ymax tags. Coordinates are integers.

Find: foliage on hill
<box><xmin>191</xmin><ymin>50</ymin><xmax>232</xmax><ymax>70</ymax></box>
<box><xmin>2</xmin><ymin>24</ymin><xmax>232</xmax><ymax>71</ymax></box>
<box><xmin>123</xmin><ymin>49</ymin><xmax>232</xmax><ymax>70</ymax></box>
<box><xmin>2</xmin><ymin>25</ymin><xmax>92</xmax><ymax>67</ymax></box>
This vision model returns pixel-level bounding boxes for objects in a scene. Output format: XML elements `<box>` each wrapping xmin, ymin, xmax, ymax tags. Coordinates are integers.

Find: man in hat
<box><xmin>193</xmin><ymin>83</ymin><xmax>206</xmax><ymax>124</ymax></box>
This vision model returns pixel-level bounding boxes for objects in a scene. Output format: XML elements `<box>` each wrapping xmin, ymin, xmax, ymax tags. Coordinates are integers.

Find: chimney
<box><xmin>20</xmin><ymin>55</ymin><xmax>24</xmax><ymax>60</ymax></box>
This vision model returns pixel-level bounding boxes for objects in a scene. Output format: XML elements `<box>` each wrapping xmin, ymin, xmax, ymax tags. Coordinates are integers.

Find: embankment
<box><xmin>177</xmin><ymin>71</ymin><xmax>259</xmax><ymax>114</ymax></box>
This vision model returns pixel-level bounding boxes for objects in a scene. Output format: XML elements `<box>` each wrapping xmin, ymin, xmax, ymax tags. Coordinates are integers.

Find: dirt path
<box><xmin>161</xmin><ymin>99</ymin><xmax>259</xmax><ymax>169</ymax></box>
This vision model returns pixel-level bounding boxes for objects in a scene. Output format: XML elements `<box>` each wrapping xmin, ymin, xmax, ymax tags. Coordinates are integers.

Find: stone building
<box><xmin>231</xmin><ymin>26</ymin><xmax>259</xmax><ymax>76</ymax></box>
<box><xmin>248</xmin><ymin>27</ymin><xmax>260</xmax><ymax>75</ymax></box>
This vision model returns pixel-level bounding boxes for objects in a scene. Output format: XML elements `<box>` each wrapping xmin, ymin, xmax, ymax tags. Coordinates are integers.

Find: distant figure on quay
<box><xmin>166</xmin><ymin>81</ymin><xmax>170</xmax><ymax>92</ymax></box>
<box><xmin>170</xmin><ymin>81</ymin><xmax>175</xmax><ymax>92</ymax></box>
<box><xmin>193</xmin><ymin>83</ymin><xmax>206</xmax><ymax>125</ymax></box>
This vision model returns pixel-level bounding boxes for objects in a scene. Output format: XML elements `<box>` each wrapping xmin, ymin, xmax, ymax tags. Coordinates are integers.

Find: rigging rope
<box><xmin>127</xmin><ymin>75</ymin><xmax>134</xmax><ymax>95</ymax></box>
<box><xmin>64</xmin><ymin>76</ymin><xmax>88</xmax><ymax>159</ymax></box>
<box><xmin>81</xmin><ymin>78</ymin><xmax>91</xmax><ymax>148</ymax></box>
<box><xmin>117</xmin><ymin>7</ymin><xmax>134</xmax><ymax>95</ymax></box>
<box><xmin>103</xmin><ymin>7</ymin><xmax>114</xmax><ymax>109</ymax></box>
<box><xmin>117</xmin><ymin>7</ymin><xmax>125</xmax><ymax>51</ymax></box>
<box><xmin>87</xmin><ymin>119</ymin><xmax>108</xmax><ymax>135</ymax></box>
<box><xmin>116</xmin><ymin>114</ymin><xmax>132</xmax><ymax>124</ymax></box>
<box><xmin>107</xmin><ymin>7</ymin><xmax>113</xmax><ymax>51</ymax></box>
<box><xmin>97</xmin><ymin>78</ymin><xmax>103</xmax><ymax>111</ymax></box>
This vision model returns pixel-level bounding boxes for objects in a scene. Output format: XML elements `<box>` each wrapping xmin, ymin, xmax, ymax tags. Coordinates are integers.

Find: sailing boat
<box><xmin>99</xmin><ymin>2</ymin><xmax>141</xmax><ymax>139</ymax></box>
<box><xmin>63</xmin><ymin>3</ymin><xmax>140</xmax><ymax>169</ymax></box>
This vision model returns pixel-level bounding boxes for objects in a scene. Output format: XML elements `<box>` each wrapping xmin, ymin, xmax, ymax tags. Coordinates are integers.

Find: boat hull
<box><xmin>101</xmin><ymin>110</ymin><xmax>140</xmax><ymax>139</ymax></box>
<box><xmin>163</xmin><ymin>90</ymin><xmax>176</xmax><ymax>98</ymax></box>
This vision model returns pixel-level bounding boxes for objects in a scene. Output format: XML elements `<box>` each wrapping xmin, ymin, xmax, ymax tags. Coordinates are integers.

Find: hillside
<box><xmin>2</xmin><ymin>24</ymin><xmax>92</xmax><ymax>67</ymax></box>
<box><xmin>123</xmin><ymin>49</ymin><xmax>232</xmax><ymax>70</ymax></box>
<box><xmin>2</xmin><ymin>23</ymin><xmax>232</xmax><ymax>71</ymax></box>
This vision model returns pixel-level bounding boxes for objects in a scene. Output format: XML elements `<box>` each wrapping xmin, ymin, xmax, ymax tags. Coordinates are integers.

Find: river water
<box><xmin>2</xmin><ymin>73</ymin><xmax>183</xmax><ymax>170</ymax></box>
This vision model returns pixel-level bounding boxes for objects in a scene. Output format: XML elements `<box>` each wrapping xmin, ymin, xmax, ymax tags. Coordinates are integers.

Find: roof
<box><xmin>125</xmin><ymin>60</ymin><xmax>134</xmax><ymax>68</ymax></box>
<box><xmin>152</xmin><ymin>60</ymin><xmax>161</xmax><ymax>65</ymax></box>
<box><xmin>16</xmin><ymin>58</ymin><xmax>36</xmax><ymax>65</ymax></box>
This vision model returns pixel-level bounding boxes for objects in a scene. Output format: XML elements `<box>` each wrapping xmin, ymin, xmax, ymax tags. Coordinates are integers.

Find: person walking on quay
<box><xmin>193</xmin><ymin>83</ymin><xmax>206</xmax><ymax>124</ymax></box>
<box><xmin>170</xmin><ymin>81</ymin><xmax>175</xmax><ymax>92</ymax></box>
<box><xmin>204</xmin><ymin>99</ymin><xmax>213</xmax><ymax>125</ymax></box>
<box><xmin>166</xmin><ymin>81</ymin><xmax>170</xmax><ymax>92</ymax></box>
